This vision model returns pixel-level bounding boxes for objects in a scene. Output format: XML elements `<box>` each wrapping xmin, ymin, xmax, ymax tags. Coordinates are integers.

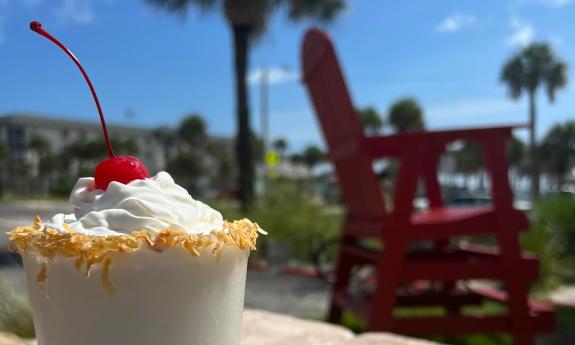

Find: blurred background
<box><xmin>1</xmin><ymin>1</ymin><xmax>575</xmax><ymax>344</ymax></box>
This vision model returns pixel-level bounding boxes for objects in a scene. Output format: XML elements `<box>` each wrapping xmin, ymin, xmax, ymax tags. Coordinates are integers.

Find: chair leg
<box><xmin>483</xmin><ymin>136</ymin><xmax>535</xmax><ymax>345</ymax></box>
<box><xmin>497</xmin><ymin>231</ymin><xmax>534</xmax><ymax>345</ymax></box>
<box><xmin>328</xmin><ymin>244</ymin><xmax>355</xmax><ymax>324</ymax></box>
<box><xmin>443</xmin><ymin>282</ymin><xmax>462</xmax><ymax>315</ymax></box>
<box><xmin>512</xmin><ymin>333</ymin><xmax>534</xmax><ymax>345</ymax></box>
<box><xmin>434</xmin><ymin>240</ymin><xmax>461</xmax><ymax>315</ymax></box>
<box><xmin>506</xmin><ymin>279</ymin><xmax>534</xmax><ymax>345</ymax></box>
<box><xmin>367</xmin><ymin>239</ymin><xmax>406</xmax><ymax>331</ymax></box>
<box><xmin>327</xmin><ymin>266</ymin><xmax>350</xmax><ymax>323</ymax></box>
<box><xmin>328</xmin><ymin>295</ymin><xmax>344</xmax><ymax>324</ymax></box>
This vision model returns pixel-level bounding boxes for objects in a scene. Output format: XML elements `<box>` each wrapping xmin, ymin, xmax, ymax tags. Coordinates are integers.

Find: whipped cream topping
<box><xmin>46</xmin><ymin>172</ymin><xmax>224</xmax><ymax>236</ymax></box>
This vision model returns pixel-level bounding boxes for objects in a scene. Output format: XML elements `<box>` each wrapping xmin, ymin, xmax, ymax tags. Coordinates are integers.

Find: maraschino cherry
<box><xmin>30</xmin><ymin>21</ymin><xmax>149</xmax><ymax>190</ymax></box>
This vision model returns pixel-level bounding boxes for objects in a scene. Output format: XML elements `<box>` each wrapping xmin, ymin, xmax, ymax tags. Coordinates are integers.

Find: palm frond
<box><xmin>501</xmin><ymin>41</ymin><xmax>568</xmax><ymax>103</ymax></box>
<box><xmin>500</xmin><ymin>55</ymin><xmax>525</xmax><ymax>100</ymax></box>
<box><xmin>144</xmin><ymin>0</ymin><xmax>347</xmax><ymax>36</ymax></box>
<box><xmin>284</xmin><ymin>0</ymin><xmax>346</xmax><ymax>23</ymax></box>
<box><xmin>223</xmin><ymin>0</ymin><xmax>278</xmax><ymax>39</ymax></box>
<box><xmin>144</xmin><ymin>0</ymin><xmax>218</xmax><ymax>15</ymax></box>
<box><xmin>545</xmin><ymin>61</ymin><xmax>567</xmax><ymax>103</ymax></box>
<box><xmin>522</xmin><ymin>43</ymin><xmax>553</xmax><ymax>91</ymax></box>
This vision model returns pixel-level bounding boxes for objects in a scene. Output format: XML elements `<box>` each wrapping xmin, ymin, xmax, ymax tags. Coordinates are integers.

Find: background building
<box><xmin>0</xmin><ymin>113</ymin><xmax>168</xmax><ymax>173</ymax></box>
<box><xmin>0</xmin><ymin>113</ymin><xmax>235</xmax><ymax>197</ymax></box>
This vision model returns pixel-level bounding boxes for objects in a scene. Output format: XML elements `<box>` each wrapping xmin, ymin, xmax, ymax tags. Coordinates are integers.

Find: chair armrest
<box><xmin>362</xmin><ymin>124</ymin><xmax>526</xmax><ymax>159</ymax></box>
<box><xmin>413</xmin><ymin>124</ymin><xmax>525</xmax><ymax>144</ymax></box>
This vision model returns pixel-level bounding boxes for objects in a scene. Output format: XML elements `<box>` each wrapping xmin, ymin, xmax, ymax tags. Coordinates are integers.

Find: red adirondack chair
<box><xmin>301</xmin><ymin>28</ymin><xmax>554</xmax><ymax>345</ymax></box>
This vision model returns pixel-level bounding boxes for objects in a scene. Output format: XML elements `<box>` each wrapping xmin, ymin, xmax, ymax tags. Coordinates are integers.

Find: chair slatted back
<box><xmin>302</xmin><ymin>28</ymin><xmax>388</xmax><ymax>225</ymax></box>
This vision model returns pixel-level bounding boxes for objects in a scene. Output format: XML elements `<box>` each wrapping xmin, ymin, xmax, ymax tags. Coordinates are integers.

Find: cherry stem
<box><xmin>30</xmin><ymin>21</ymin><xmax>115</xmax><ymax>158</ymax></box>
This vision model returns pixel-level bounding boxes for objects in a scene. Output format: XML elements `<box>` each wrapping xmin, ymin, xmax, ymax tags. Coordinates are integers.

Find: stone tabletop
<box><xmin>0</xmin><ymin>309</ymin><xmax>441</xmax><ymax>345</ymax></box>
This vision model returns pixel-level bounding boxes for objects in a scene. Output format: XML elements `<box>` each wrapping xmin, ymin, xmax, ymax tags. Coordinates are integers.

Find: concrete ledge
<box><xmin>0</xmin><ymin>332</ymin><xmax>29</xmax><ymax>345</ymax></box>
<box><xmin>242</xmin><ymin>309</ymin><xmax>354</xmax><ymax>345</ymax></box>
<box><xmin>347</xmin><ymin>333</ymin><xmax>442</xmax><ymax>345</ymax></box>
<box><xmin>0</xmin><ymin>309</ymin><xmax>443</xmax><ymax>345</ymax></box>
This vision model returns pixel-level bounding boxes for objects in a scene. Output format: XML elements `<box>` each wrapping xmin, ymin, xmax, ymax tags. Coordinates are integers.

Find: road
<box><xmin>0</xmin><ymin>200</ymin><xmax>72</xmax><ymax>301</ymax></box>
<box><xmin>0</xmin><ymin>200</ymin><xmax>71</xmax><ymax>250</ymax></box>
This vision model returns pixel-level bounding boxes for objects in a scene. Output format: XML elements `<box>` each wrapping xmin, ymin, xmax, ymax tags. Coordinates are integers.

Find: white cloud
<box><xmin>550</xmin><ymin>35</ymin><xmax>564</xmax><ymax>47</ymax></box>
<box><xmin>427</xmin><ymin>98</ymin><xmax>524</xmax><ymax>124</ymax></box>
<box><xmin>54</xmin><ymin>0</ymin><xmax>93</xmax><ymax>24</ymax></box>
<box><xmin>437</xmin><ymin>14</ymin><xmax>476</xmax><ymax>33</ymax></box>
<box><xmin>507</xmin><ymin>17</ymin><xmax>534</xmax><ymax>47</ymax></box>
<box><xmin>248</xmin><ymin>67</ymin><xmax>300</xmax><ymax>85</ymax></box>
<box><xmin>526</xmin><ymin>0</ymin><xmax>572</xmax><ymax>7</ymax></box>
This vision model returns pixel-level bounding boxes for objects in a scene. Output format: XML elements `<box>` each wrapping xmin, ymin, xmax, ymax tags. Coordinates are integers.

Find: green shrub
<box><xmin>50</xmin><ymin>176</ymin><xmax>76</xmax><ymax>197</ymax></box>
<box><xmin>251</xmin><ymin>182</ymin><xmax>342</xmax><ymax>260</ymax></box>
<box><xmin>211</xmin><ymin>181</ymin><xmax>342</xmax><ymax>262</ymax></box>
<box><xmin>0</xmin><ymin>279</ymin><xmax>35</xmax><ymax>338</ymax></box>
<box><xmin>429</xmin><ymin>334</ymin><xmax>511</xmax><ymax>345</ymax></box>
<box><xmin>522</xmin><ymin>194</ymin><xmax>575</xmax><ymax>292</ymax></box>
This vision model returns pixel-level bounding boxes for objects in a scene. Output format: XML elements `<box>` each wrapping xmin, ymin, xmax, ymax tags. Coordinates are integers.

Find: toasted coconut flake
<box><xmin>7</xmin><ymin>219</ymin><xmax>265</xmax><ymax>294</ymax></box>
<box><xmin>33</xmin><ymin>216</ymin><xmax>42</xmax><ymax>231</ymax></box>
<box><xmin>102</xmin><ymin>257</ymin><xmax>115</xmax><ymax>295</ymax></box>
<box><xmin>37</xmin><ymin>262</ymin><xmax>47</xmax><ymax>283</ymax></box>
<box><xmin>74</xmin><ymin>257</ymin><xmax>83</xmax><ymax>270</ymax></box>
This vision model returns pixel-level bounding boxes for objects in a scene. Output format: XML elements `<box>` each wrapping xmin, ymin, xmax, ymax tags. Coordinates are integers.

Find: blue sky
<box><xmin>0</xmin><ymin>0</ymin><xmax>574</xmax><ymax>152</ymax></box>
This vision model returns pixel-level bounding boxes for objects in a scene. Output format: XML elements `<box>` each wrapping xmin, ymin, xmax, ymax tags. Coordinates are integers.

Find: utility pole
<box><xmin>258</xmin><ymin>66</ymin><xmax>290</xmax><ymax>193</ymax></box>
<box><xmin>259</xmin><ymin>69</ymin><xmax>270</xmax><ymax>195</ymax></box>
<box><xmin>260</xmin><ymin>69</ymin><xmax>269</xmax><ymax>160</ymax></box>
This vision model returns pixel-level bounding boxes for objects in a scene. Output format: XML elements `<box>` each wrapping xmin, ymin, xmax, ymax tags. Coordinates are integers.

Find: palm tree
<box><xmin>251</xmin><ymin>131</ymin><xmax>265</xmax><ymax>163</ymax></box>
<box><xmin>206</xmin><ymin>138</ymin><xmax>235</xmax><ymax>193</ymax></box>
<box><xmin>28</xmin><ymin>135</ymin><xmax>56</xmax><ymax>178</ymax></box>
<box><xmin>357</xmin><ymin>107</ymin><xmax>383</xmax><ymax>135</ymax></box>
<box><xmin>539</xmin><ymin>121</ymin><xmax>575</xmax><ymax>189</ymax></box>
<box><xmin>290</xmin><ymin>153</ymin><xmax>303</xmax><ymax>164</ymax></box>
<box><xmin>0</xmin><ymin>141</ymin><xmax>5</xmax><ymax>196</ymax></box>
<box><xmin>272</xmin><ymin>138</ymin><xmax>288</xmax><ymax>158</ymax></box>
<box><xmin>167</xmin><ymin>153</ymin><xmax>205</xmax><ymax>178</ymax></box>
<box><xmin>178</xmin><ymin>114</ymin><xmax>207</xmax><ymax>148</ymax></box>
<box><xmin>388</xmin><ymin>98</ymin><xmax>425</xmax><ymax>133</ymax></box>
<box><xmin>302</xmin><ymin>145</ymin><xmax>323</xmax><ymax>170</ymax></box>
<box><xmin>508</xmin><ymin>136</ymin><xmax>526</xmax><ymax>169</ymax></box>
<box><xmin>500</xmin><ymin>42</ymin><xmax>567</xmax><ymax>198</ymax></box>
<box><xmin>454</xmin><ymin>142</ymin><xmax>483</xmax><ymax>189</ymax></box>
<box><xmin>153</xmin><ymin>126</ymin><xmax>179</xmax><ymax>160</ymax></box>
<box><xmin>167</xmin><ymin>151</ymin><xmax>205</xmax><ymax>193</ymax></box>
<box><xmin>65</xmin><ymin>139</ymin><xmax>108</xmax><ymax>176</ymax></box>
<box><xmin>0</xmin><ymin>141</ymin><xmax>6</xmax><ymax>160</ymax></box>
<box><xmin>144</xmin><ymin>0</ymin><xmax>346</xmax><ymax>211</ymax></box>
<box><xmin>507</xmin><ymin>136</ymin><xmax>527</xmax><ymax>190</ymax></box>
<box><xmin>110</xmin><ymin>138</ymin><xmax>139</xmax><ymax>156</ymax></box>
<box><xmin>28</xmin><ymin>135</ymin><xmax>51</xmax><ymax>157</ymax></box>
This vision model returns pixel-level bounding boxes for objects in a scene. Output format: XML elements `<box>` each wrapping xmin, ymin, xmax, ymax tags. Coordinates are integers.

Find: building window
<box><xmin>62</xmin><ymin>128</ymin><xmax>70</xmax><ymax>141</ymax></box>
<box><xmin>7</xmin><ymin>127</ymin><xmax>26</xmax><ymax>160</ymax></box>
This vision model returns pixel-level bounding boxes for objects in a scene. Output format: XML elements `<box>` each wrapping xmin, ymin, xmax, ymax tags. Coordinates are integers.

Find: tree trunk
<box><xmin>232</xmin><ymin>24</ymin><xmax>254</xmax><ymax>212</ymax></box>
<box><xmin>557</xmin><ymin>174</ymin><xmax>565</xmax><ymax>191</ymax></box>
<box><xmin>511</xmin><ymin>169</ymin><xmax>519</xmax><ymax>191</ymax></box>
<box><xmin>528</xmin><ymin>89</ymin><xmax>540</xmax><ymax>199</ymax></box>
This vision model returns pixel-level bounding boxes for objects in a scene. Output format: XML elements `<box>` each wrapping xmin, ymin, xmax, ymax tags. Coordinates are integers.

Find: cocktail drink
<box><xmin>9</xmin><ymin>22</ymin><xmax>265</xmax><ymax>345</ymax></box>
<box><xmin>11</xmin><ymin>173</ymin><xmax>262</xmax><ymax>345</ymax></box>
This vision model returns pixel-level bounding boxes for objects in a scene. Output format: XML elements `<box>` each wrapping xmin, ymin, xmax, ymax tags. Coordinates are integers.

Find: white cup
<box><xmin>23</xmin><ymin>247</ymin><xmax>249</xmax><ymax>345</ymax></box>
